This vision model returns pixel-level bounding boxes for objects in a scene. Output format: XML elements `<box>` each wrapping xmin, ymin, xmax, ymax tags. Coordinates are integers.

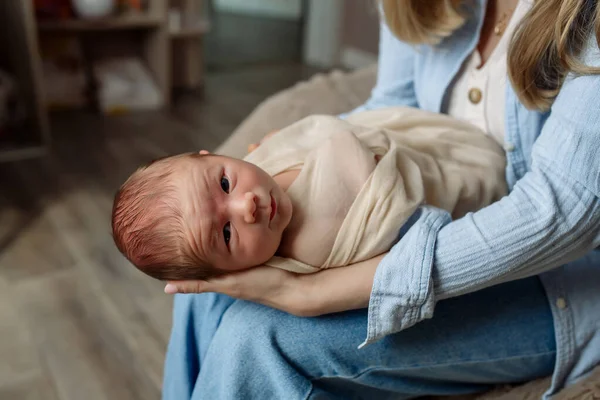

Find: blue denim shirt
<box><xmin>349</xmin><ymin>2</ymin><xmax>600</xmax><ymax>398</ymax></box>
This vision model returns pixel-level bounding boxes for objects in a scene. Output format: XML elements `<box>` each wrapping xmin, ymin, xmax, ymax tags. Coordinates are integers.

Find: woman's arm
<box><xmin>165</xmin><ymin>254</ymin><xmax>384</xmax><ymax>317</ymax></box>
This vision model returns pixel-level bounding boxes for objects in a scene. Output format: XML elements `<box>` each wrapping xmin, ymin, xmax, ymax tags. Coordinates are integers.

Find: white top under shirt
<box><xmin>447</xmin><ymin>0</ymin><xmax>532</xmax><ymax>146</ymax></box>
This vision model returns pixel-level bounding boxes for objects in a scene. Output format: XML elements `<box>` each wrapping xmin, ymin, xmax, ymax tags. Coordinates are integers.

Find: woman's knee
<box><xmin>208</xmin><ymin>301</ymin><xmax>369</xmax><ymax>378</ymax></box>
<box><xmin>168</xmin><ymin>293</ymin><xmax>238</xmax><ymax>364</ymax></box>
<box><xmin>172</xmin><ymin>293</ymin><xmax>236</xmax><ymax>321</ymax></box>
<box><xmin>210</xmin><ymin>300</ymin><xmax>286</xmax><ymax>352</ymax></box>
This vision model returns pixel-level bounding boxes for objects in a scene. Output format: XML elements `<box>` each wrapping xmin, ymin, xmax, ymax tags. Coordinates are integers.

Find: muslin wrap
<box><xmin>243</xmin><ymin>107</ymin><xmax>507</xmax><ymax>273</ymax></box>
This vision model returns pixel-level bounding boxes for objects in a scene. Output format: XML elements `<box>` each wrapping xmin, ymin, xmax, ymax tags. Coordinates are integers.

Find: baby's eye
<box><xmin>220</xmin><ymin>176</ymin><xmax>230</xmax><ymax>193</ymax></box>
<box><xmin>223</xmin><ymin>222</ymin><xmax>231</xmax><ymax>247</ymax></box>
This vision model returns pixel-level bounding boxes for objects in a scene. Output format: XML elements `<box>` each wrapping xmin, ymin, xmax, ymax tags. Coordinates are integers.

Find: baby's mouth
<box><xmin>269</xmin><ymin>194</ymin><xmax>277</xmax><ymax>222</ymax></box>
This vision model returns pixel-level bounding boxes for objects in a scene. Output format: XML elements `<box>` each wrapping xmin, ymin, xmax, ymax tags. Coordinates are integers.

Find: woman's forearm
<box><xmin>301</xmin><ymin>254</ymin><xmax>385</xmax><ymax>316</ymax></box>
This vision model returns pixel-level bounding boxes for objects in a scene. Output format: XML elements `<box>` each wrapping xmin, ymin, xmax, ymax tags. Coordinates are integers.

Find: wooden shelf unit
<box><xmin>169</xmin><ymin>0</ymin><xmax>207</xmax><ymax>89</ymax></box>
<box><xmin>37</xmin><ymin>13</ymin><xmax>163</xmax><ymax>31</ymax></box>
<box><xmin>0</xmin><ymin>1</ymin><xmax>50</xmax><ymax>162</ymax></box>
<box><xmin>0</xmin><ymin>0</ymin><xmax>207</xmax><ymax>163</ymax></box>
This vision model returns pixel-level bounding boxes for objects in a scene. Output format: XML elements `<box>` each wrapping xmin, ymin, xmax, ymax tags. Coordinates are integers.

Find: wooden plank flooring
<box><xmin>0</xmin><ymin>63</ymin><xmax>321</xmax><ymax>400</ymax></box>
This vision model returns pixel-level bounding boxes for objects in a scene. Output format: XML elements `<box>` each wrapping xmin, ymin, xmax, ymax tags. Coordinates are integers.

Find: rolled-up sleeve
<box><xmin>362</xmin><ymin>39</ymin><xmax>600</xmax><ymax>347</ymax></box>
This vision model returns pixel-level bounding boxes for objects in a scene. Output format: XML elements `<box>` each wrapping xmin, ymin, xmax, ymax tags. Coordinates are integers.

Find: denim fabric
<box><xmin>163</xmin><ymin>277</ymin><xmax>555</xmax><ymax>400</ymax></box>
<box><xmin>348</xmin><ymin>2</ymin><xmax>600</xmax><ymax>397</ymax></box>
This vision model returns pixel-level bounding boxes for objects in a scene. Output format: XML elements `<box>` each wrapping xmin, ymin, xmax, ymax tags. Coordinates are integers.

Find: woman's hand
<box><xmin>247</xmin><ymin>129</ymin><xmax>279</xmax><ymax>153</ymax></box>
<box><xmin>165</xmin><ymin>266</ymin><xmax>314</xmax><ymax>316</ymax></box>
<box><xmin>164</xmin><ymin>254</ymin><xmax>385</xmax><ymax>317</ymax></box>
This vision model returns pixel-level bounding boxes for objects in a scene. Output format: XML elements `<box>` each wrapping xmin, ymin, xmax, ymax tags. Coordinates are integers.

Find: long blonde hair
<box><xmin>380</xmin><ymin>0</ymin><xmax>600</xmax><ymax>111</ymax></box>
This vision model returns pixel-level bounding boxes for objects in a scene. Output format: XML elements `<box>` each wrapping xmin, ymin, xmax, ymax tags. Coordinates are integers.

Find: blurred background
<box><xmin>0</xmin><ymin>1</ymin><xmax>378</xmax><ymax>398</ymax></box>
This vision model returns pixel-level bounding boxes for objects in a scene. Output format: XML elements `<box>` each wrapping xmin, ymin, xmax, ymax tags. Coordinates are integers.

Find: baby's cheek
<box><xmin>248</xmin><ymin>232</ymin><xmax>280</xmax><ymax>264</ymax></box>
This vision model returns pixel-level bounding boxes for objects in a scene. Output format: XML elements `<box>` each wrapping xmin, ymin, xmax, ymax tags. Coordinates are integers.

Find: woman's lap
<box><xmin>163</xmin><ymin>277</ymin><xmax>555</xmax><ymax>400</ymax></box>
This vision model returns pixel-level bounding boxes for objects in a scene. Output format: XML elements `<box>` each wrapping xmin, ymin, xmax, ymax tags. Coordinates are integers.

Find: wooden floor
<box><xmin>0</xmin><ymin>63</ymin><xmax>321</xmax><ymax>400</ymax></box>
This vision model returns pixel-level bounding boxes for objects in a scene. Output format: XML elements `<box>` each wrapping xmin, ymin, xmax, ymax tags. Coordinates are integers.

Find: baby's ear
<box><xmin>199</xmin><ymin>150</ymin><xmax>210</xmax><ymax>155</ymax></box>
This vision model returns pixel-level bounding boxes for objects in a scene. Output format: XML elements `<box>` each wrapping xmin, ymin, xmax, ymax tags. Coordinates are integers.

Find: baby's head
<box><xmin>112</xmin><ymin>151</ymin><xmax>293</xmax><ymax>280</ymax></box>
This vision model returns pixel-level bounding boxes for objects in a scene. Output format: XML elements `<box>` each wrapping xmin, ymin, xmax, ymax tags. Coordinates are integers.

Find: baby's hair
<box><xmin>112</xmin><ymin>153</ymin><xmax>224</xmax><ymax>281</ymax></box>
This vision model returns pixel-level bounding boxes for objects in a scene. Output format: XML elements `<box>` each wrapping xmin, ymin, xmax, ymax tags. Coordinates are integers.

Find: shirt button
<box><xmin>504</xmin><ymin>142</ymin><xmax>515</xmax><ymax>152</ymax></box>
<box><xmin>556</xmin><ymin>298</ymin><xmax>567</xmax><ymax>310</ymax></box>
<box><xmin>468</xmin><ymin>88</ymin><xmax>482</xmax><ymax>104</ymax></box>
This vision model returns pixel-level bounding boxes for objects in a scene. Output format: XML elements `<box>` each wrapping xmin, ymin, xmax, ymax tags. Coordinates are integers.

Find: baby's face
<box><xmin>178</xmin><ymin>154</ymin><xmax>293</xmax><ymax>271</ymax></box>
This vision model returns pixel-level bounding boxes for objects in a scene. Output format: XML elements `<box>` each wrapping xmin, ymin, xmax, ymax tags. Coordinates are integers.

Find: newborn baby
<box><xmin>112</xmin><ymin>147</ymin><xmax>297</xmax><ymax>280</ymax></box>
<box><xmin>112</xmin><ymin>107</ymin><xmax>507</xmax><ymax>280</ymax></box>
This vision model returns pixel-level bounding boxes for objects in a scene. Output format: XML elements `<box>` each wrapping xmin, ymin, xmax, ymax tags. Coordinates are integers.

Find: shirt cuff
<box><xmin>359</xmin><ymin>206</ymin><xmax>451</xmax><ymax>348</ymax></box>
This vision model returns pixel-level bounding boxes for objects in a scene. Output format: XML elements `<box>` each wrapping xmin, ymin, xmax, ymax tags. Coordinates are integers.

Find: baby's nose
<box><xmin>240</xmin><ymin>192</ymin><xmax>257</xmax><ymax>223</ymax></box>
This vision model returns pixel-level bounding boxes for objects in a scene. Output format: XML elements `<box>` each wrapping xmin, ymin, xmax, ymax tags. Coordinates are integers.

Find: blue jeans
<box><xmin>162</xmin><ymin>277</ymin><xmax>556</xmax><ymax>399</ymax></box>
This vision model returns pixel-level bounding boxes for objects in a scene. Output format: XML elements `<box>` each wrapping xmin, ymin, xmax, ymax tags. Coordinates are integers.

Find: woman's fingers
<box><xmin>248</xmin><ymin>130</ymin><xmax>280</xmax><ymax>153</ymax></box>
<box><xmin>164</xmin><ymin>274</ymin><xmax>243</xmax><ymax>296</ymax></box>
<box><xmin>163</xmin><ymin>268</ymin><xmax>297</xmax><ymax>307</ymax></box>
<box><xmin>263</xmin><ymin>129</ymin><xmax>279</xmax><ymax>141</ymax></box>
<box><xmin>165</xmin><ymin>281</ymin><xmax>207</xmax><ymax>294</ymax></box>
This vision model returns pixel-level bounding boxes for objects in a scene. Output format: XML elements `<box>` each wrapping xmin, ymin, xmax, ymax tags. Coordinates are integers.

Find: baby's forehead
<box><xmin>176</xmin><ymin>154</ymin><xmax>242</xmax><ymax>181</ymax></box>
<box><xmin>175</xmin><ymin>156</ymin><xmax>218</xmax><ymax>212</ymax></box>
<box><xmin>159</xmin><ymin>154</ymin><xmax>208</xmax><ymax>177</ymax></box>
<box><xmin>173</xmin><ymin>153</ymin><xmax>221</xmax><ymax>169</ymax></box>
<box><xmin>160</xmin><ymin>154</ymin><xmax>232</xmax><ymax>199</ymax></box>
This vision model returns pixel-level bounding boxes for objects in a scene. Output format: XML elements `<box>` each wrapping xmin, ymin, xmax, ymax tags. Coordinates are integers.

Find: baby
<box><xmin>112</xmin><ymin>149</ymin><xmax>296</xmax><ymax>280</ymax></box>
<box><xmin>112</xmin><ymin>107</ymin><xmax>508</xmax><ymax>280</ymax></box>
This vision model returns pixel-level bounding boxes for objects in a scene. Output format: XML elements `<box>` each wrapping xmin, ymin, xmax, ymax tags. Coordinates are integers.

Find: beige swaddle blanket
<box><xmin>243</xmin><ymin>107</ymin><xmax>508</xmax><ymax>273</ymax></box>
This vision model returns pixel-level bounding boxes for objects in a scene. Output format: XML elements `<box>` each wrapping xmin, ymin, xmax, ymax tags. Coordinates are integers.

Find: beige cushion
<box><xmin>217</xmin><ymin>65</ymin><xmax>600</xmax><ymax>400</ymax></box>
<box><xmin>216</xmin><ymin>66</ymin><xmax>377</xmax><ymax>158</ymax></box>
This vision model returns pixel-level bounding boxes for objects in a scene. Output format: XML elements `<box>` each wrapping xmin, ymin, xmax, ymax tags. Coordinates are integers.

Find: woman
<box><xmin>162</xmin><ymin>0</ymin><xmax>600</xmax><ymax>398</ymax></box>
